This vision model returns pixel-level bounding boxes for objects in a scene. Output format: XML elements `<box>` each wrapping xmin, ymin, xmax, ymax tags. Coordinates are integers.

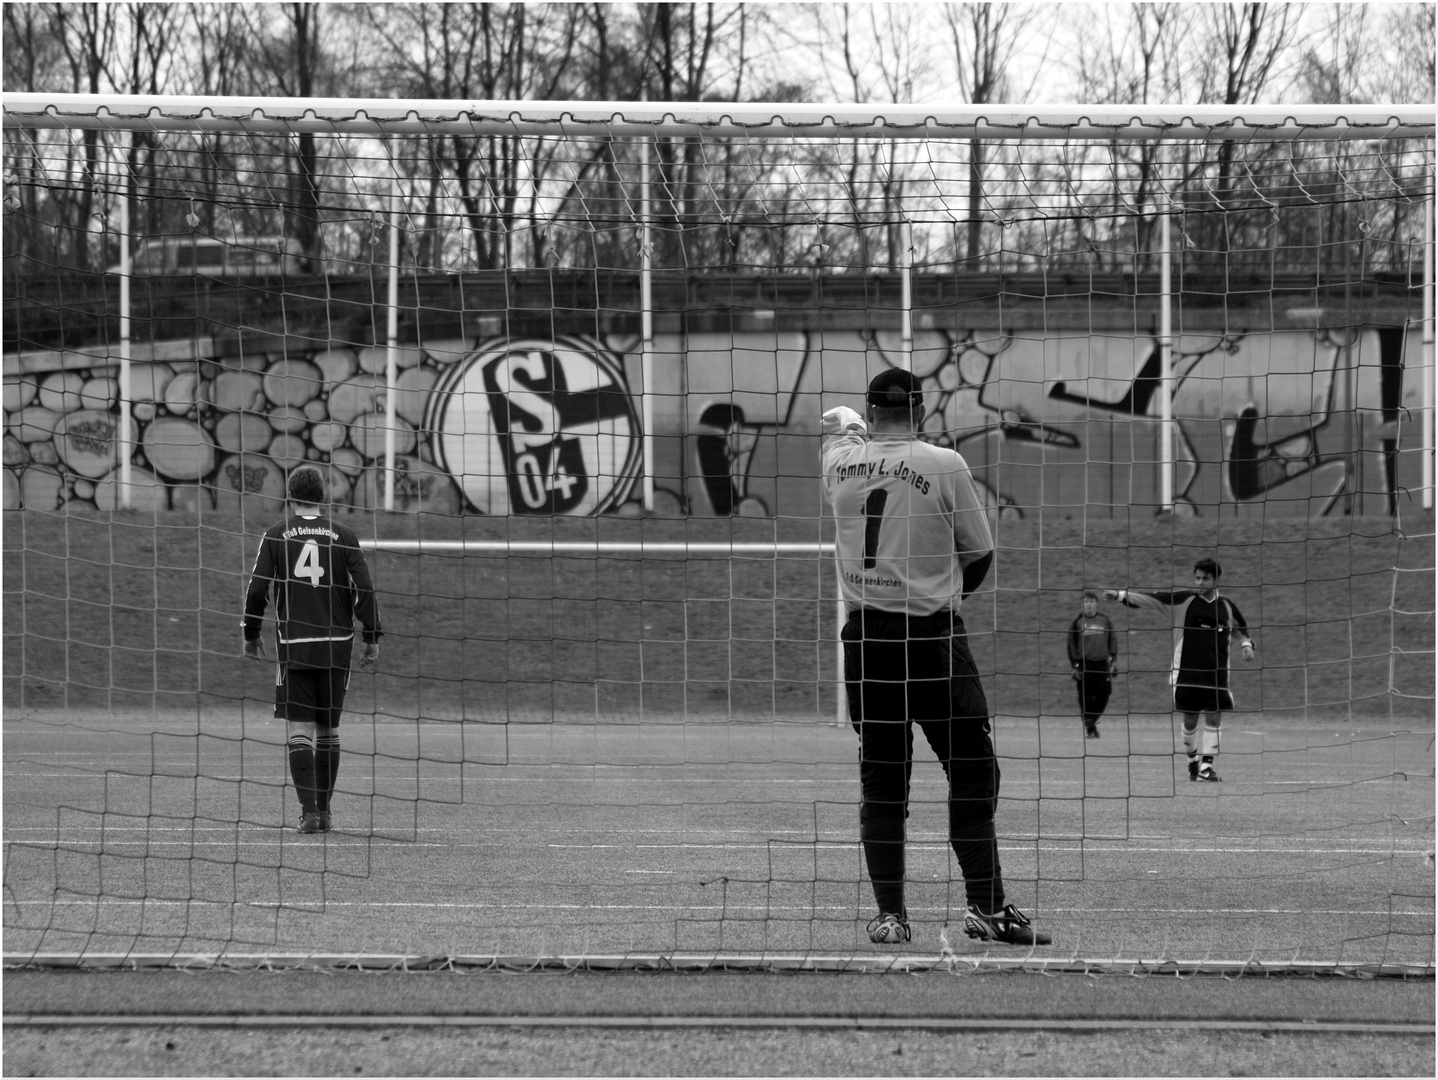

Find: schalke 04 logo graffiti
<box><xmin>426</xmin><ymin>337</ymin><xmax>643</xmax><ymax>515</ymax></box>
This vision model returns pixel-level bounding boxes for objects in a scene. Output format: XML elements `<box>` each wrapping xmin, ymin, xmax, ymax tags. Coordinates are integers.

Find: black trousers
<box><xmin>841</xmin><ymin>608</ymin><xmax>1002</xmax><ymax>910</ymax></box>
<box><xmin>1074</xmin><ymin>664</ymin><xmax>1112</xmax><ymax>722</ymax></box>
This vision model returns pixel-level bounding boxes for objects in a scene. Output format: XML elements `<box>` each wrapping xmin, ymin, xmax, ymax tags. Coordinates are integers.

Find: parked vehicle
<box><xmin>110</xmin><ymin>235</ymin><xmax>307</xmax><ymax>276</ymax></box>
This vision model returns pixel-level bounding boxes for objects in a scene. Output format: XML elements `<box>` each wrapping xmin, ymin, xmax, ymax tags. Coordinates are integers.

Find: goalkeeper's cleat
<box><xmin>866</xmin><ymin>911</ymin><xmax>911</xmax><ymax>945</ymax></box>
<box><xmin>964</xmin><ymin>903</ymin><xmax>1052</xmax><ymax>946</ymax></box>
<box><xmin>1188</xmin><ymin>759</ymin><xmax>1200</xmax><ymax>781</ymax></box>
<box><xmin>1084</xmin><ymin>722</ymin><xmax>1099</xmax><ymax>738</ymax></box>
<box><xmin>1195</xmin><ymin>764</ymin><xmax>1221</xmax><ymax>783</ymax></box>
<box><xmin>317</xmin><ymin>811</ymin><xmax>333</xmax><ymax>832</ymax></box>
<box><xmin>298</xmin><ymin>812</ymin><xmax>323</xmax><ymax>834</ymax></box>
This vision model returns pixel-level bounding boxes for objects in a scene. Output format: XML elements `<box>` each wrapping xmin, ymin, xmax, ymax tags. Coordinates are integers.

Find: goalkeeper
<box><xmin>1104</xmin><ymin>558</ymin><xmax>1254</xmax><ymax>783</ymax></box>
<box><xmin>821</xmin><ymin>369</ymin><xmax>1050</xmax><ymax>949</ymax></box>
<box><xmin>1067</xmin><ymin>591</ymin><xmax>1118</xmax><ymax>739</ymax></box>
<box><xmin>243</xmin><ymin>466</ymin><xmax>381</xmax><ymax>833</ymax></box>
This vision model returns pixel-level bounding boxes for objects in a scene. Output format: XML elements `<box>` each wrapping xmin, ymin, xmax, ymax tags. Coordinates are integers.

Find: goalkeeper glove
<box><xmin>821</xmin><ymin>406</ymin><xmax>866</xmax><ymax>437</ymax></box>
<box><xmin>1241</xmin><ymin>641</ymin><xmax>1255</xmax><ymax>662</ymax></box>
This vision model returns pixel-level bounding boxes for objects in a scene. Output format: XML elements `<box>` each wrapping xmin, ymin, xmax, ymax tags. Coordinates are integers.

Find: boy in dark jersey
<box><xmin>1067</xmin><ymin>591</ymin><xmax>1118</xmax><ymax>738</ymax></box>
<box><xmin>1105</xmin><ymin>559</ymin><xmax>1254</xmax><ymax>782</ymax></box>
<box><xmin>821</xmin><ymin>368</ymin><xmax>1049</xmax><ymax>949</ymax></box>
<box><xmin>243</xmin><ymin>466</ymin><xmax>381</xmax><ymax>833</ymax></box>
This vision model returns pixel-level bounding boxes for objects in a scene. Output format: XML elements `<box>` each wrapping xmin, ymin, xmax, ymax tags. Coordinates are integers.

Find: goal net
<box><xmin>2</xmin><ymin>95</ymin><xmax>1433</xmax><ymax>974</ymax></box>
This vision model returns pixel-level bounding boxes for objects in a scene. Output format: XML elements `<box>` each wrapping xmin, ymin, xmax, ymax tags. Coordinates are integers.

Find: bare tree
<box><xmin>353</xmin><ymin>3</ymin><xmax>585</xmax><ymax>271</ymax></box>
<box><xmin>1073</xmin><ymin>4</ymin><xmax>1192</xmax><ymax>271</ymax></box>
<box><xmin>3</xmin><ymin>5</ymin><xmax>65</xmax><ymax>267</ymax></box>
<box><xmin>941</xmin><ymin>2</ymin><xmax>1048</xmax><ymax>267</ymax></box>
<box><xmin>238</xmin><ymin>4</ymin><xmax>330</xmax><ymax>265</ymax></box>
<box><xmin>638</xmin><ymin>2</ymin><xmax>750</xmax><ymax>268</ymax></box>
<box><xmin>44</xmin><ymin>3</ymin><xmax>116</xmax><ymax>271</ymax></box>
<box><xmin>1382</xmin><ymin>1</ymin><xmax>1436</xmax><ymax>104</ymax></box>
<box><xmin>1169</xmin><ymin>3</ymin><xmax>1300</xmax><ymax>265</ymax></box>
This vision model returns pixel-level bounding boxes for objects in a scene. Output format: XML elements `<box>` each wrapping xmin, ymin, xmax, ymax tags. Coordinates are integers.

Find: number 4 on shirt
<box><xmin>294</xmin><ymin>539</ymin><xmax>326</xmax><ymax>587</ymax></box>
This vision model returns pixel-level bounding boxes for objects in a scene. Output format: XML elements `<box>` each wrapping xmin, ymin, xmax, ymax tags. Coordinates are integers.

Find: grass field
<box><xmin>3</xmin><ymin>507</ymin><xmax>1433</xmax><ymax>972</ymax></box>
<box><xmin>3</xmin><ymin>506</ymin><xmax>1433</xmax><ymax>1075</ymax></box>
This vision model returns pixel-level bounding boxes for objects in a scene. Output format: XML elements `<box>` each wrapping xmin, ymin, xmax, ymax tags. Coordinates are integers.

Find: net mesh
<box><xmin>2</xmin><ymin>100</ymin><xmax>1433</xmax><ymax>972</ymax></box>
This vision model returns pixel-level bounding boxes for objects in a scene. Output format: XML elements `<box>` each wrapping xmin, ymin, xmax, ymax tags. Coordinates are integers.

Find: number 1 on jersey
<box><xmin>862</xmin><ymin>489</ymin><xmax>888</xmax><ymax>569</ymax></box>
<box><xmin>294</xmin><ymin>539</ymin><xmax>325</xmax><ymax>587</ymax></box>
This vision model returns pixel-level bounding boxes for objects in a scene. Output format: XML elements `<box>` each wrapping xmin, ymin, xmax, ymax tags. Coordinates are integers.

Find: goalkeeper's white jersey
<box><xmin>822</xmin><ymin>423</ymin><xmax>993</xmax><ymax>617</ymax></box>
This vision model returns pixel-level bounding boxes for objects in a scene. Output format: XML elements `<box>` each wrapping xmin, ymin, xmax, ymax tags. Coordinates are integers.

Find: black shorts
<box><xmin>841</xmin><ymin>608</ymin><xmax>990</xmax><ymax>728</ymax></box>
<box><xmin>1173</xmin><ymin>683</ymin><xmax>1234</xmax><ymax>714</ymax></box>
<box><xmin>273</xmin><ymin>664</ymin><xmax>350</xmax><ymax>726</ymax></box>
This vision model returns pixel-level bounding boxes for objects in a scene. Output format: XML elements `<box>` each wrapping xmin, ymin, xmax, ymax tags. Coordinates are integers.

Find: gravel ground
<box><xmin>6</xmin><ymin>969</ymin><xmax>1433</xmax><ymax>1077</ymax></box>
<box><xmin>3</xmin><ymin>1023</ymin><xmax>1433</xmax><ymax>1077</ymax></box>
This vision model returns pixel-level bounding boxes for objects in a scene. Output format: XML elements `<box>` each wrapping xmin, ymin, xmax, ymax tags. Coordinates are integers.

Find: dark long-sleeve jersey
<box><xmin>243</xmin><ymin>513</ymin><xmax>381</xmax><ymax>669</ymax></box>
<box><xmin>1068</xmin><ymin>612</ymin><xmax>1118</xmax><ymax>668</ymax></box>
<box><xmin>1114</xmin><ymin>589</ymin><xmax>1251</xmax><ymax>689</ymax></box>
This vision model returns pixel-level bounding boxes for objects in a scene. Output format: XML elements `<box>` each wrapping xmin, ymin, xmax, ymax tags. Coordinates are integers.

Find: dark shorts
<box><xmin>1174</xmin><ymin>683</ymin><xmax>1234</xmax><ymax>714</ymax></box>
<box><xmin>273</xmin><ymin>664</ymin><xmax>350</xmax><ymax>726</ymax></box>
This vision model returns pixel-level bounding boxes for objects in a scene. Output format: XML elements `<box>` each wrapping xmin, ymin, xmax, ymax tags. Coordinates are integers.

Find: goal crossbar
<box><xmin>3</xmin><ymin>93</ymin><xmax>1433</xmax><ymax>141</ymax></box>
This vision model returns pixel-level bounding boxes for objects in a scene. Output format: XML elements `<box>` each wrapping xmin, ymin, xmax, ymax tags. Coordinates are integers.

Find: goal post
<box><xmin>2</xmin><ymin>94</ymin><xmax>1434</xmax><ymax>974</ymax></box>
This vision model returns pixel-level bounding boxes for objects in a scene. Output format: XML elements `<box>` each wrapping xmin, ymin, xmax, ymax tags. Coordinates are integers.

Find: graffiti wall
<box><xmin>1</xmin><ymin>323</ymin><xmax>1424</xmax><ymax>519</ymax></box>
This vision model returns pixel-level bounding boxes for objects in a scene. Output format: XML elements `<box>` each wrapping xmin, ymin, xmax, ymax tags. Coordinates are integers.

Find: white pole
<box><xmin>1159</xmin><ymin>186</ymin><xmax>1174</xmax><ymax>511</ymax></box>
<box><xmin>640</xmin><ymin>125</ymin><xmax>655</xmax><ymax>513</ymax></box>
<box><xmin>118</xmin><ymin>133</ymin><xmax>132</xmax><ymax>510</ymax></box>
<box><xmin>900</xmin><ymin>217</ymin><xmax>913</xmax><ymax>373</ymax></box>
<box><xmin>384</xmin><ymin>156</ymin><xmax>399</xmax><ymax>512</ymax></box>
<box><xmin>1424</xmin><ymin>185</ymin><xmax>1434</xmax><ymax>510</ymax></box>
<box><xmin>835</xmin><ymin>576</ymin><xmax>846</xmax><ymax>728</ymax></box>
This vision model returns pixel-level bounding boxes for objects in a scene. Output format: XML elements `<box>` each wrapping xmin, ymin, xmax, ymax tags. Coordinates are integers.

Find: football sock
<box><xmin>951</xmin><ymin>817</ymin><xmax>1003</xmax><ymax>913</ymax></box>
<box><xmin>860</xmin><ymin>816</ymin><xmax>906</xmax><ymax>915</ymax></box>
<box><xmin>315</xmin><ymin>732</ymin><xmax>340</xmax><ymax>813</ymax></box>
<box><xmin>1200</xmin><ymin>722</ymin><xmax>1221</xmax><ymax>758</ymax></box>
<box><xmin>1181</xmin><ymin>716</ymin><xmax>1200</xmax><ymax>757</ymax></box>
<box><xmin>287</xmin><ymin>734</ymin><xmax>318</xmax><ymax>815</ymax></box>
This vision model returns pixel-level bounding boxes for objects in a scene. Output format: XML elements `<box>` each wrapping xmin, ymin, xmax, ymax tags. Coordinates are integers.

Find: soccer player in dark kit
<box><xmin>1105</xmin><ymin>558</ymin><xmax>1254</xmax><ymax>782</ymax></box>
<box><xmin>821</xmin><ymin>368</ymin><xmax>1050</xmax><ymax>948</ymax></box>
<box><xmin>244</xmin><ymin>466</ymin><xmax>381</xmax><ymax>833</ymax></box>
<box><xmin>1068</xmin><ymin>591</ymin><xmax>1118</xmax><ymax>738</ymax></box>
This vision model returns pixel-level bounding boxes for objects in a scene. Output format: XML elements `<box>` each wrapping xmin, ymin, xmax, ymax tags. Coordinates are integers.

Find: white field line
<box><xmin>3</xmin><ymin>829</ymin><xmax>1430</xmax><ymax>855</ymax></box>
<box><xmin>4</xmin><ymin>1015</ymin><xmax>1433</xmax><ymax>1035</ymax></box>
<box><xmin>4</xmin><ymin>898</ymin><xmax>1432</xmax><ymax>918</ymax></box>
<box><xmin>358</xmin><ymin>541</ymin><xmax>836</xmax><ymax>554</ymax></box>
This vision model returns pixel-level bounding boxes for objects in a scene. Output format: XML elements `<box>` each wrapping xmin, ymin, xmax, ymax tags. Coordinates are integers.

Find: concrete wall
<box><xmin>2</xmin><ymin>322</ymin><xmax>1424</xmax><ymax>519</ymax></box>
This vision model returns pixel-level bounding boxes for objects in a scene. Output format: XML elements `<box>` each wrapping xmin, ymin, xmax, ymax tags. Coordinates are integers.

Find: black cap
<box><xmin>867</xmin><ymin>368</ymin><xmax>923</xmax><ymax>409</ymax></box>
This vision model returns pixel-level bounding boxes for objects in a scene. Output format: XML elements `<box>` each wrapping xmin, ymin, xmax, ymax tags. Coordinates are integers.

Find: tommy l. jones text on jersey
<box><xmin>832</xmin><ymin>457</ymin><xmax>932</xmax><ymax>495</ymax></box>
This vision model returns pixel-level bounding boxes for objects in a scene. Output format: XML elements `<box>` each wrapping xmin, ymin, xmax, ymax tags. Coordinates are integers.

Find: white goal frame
<box><xmin>2</xmin><ymin>95</ymin><xmax>1434</xmax><ymax>975</ymax></box>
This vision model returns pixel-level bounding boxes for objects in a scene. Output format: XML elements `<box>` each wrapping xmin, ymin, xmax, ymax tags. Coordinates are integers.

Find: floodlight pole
<box><xmin>1159</xmin><ymin>179</ymin><xmax>1175</xmax><ymax>512</ymax></box>
<box><xmin>901</xmin><ymin>216</ymin><xmax>914</xmax><ymax>372</ymax></box>
<box><xmin>640</xmin><ymin>118</ymin><xmax>655</xmax><ymax>514</ymax></box>
<box><xmin>1425</xmin><ymin>185</ymin><xmax>1434</xmax><ymax>510</ymax></box>
<box><xmin>384</xmin><ymin>149</ymin><xmax>399</xmax><ymax>512</ymax></box>
<box><xmin>118</xmin><ymin>132</ymin><xmax>133</xmax><ymax>510</ymax></box>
